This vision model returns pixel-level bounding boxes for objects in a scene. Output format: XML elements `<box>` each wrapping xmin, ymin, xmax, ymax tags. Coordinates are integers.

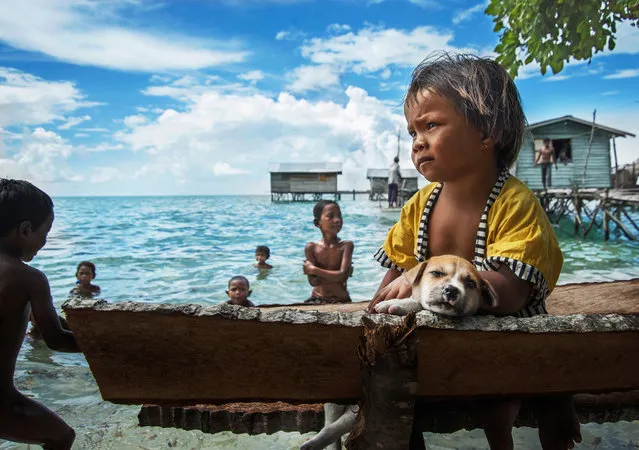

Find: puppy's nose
<box><xmin>443</xmin><ymin>285</ymin><xmax>460</xmax><ymax>301</ymax></box>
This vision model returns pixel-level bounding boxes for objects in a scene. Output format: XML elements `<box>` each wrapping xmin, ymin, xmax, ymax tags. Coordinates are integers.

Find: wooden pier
<box><xmin>536</xmin><ymin>187</ymin><xmax>639</xmax><ymax>240</ymax></box>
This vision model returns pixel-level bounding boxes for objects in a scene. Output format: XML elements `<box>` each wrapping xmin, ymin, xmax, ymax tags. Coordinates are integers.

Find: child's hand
<box><xmin>303</xmin><ymin>260</ymin><xmax>316</xmax><ymax>275</ymax></box>
<box><xmin>368</xmin><ymin>275</ymin><xmax>413</xmax><ymax>313</ymax></box>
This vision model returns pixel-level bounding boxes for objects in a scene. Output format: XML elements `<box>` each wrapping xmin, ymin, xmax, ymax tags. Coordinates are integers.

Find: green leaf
<box><xmin>608</xmin><ymin>37</ymin><xmax>616</xmax><ymax>50</ymax></box>
<box><xmin>550</xmin><ymin>59</ymin><xmax>564</xmax><ymax>74</ymax></box>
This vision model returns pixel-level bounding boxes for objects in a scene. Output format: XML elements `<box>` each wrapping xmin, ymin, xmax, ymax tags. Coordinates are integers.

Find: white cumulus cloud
<box><xmin>0</xmin><ymin>0</ymin><xmax>247</xmax><ymax>72</ymax></box>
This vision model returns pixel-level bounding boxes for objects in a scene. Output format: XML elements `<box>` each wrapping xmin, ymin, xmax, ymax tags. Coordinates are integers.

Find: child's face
<box><xmin>76</xmin><ymin>265</ymin><xmax>95</xmax><ymax>285</ymax></box>
<box><xmin>316</xmin><ymin>204</ymin><xmax>342</xmax><ymax>236</ymax></box>
<box><xmin>227</xmin><ymin>279</ymin><xmax>251</xmax><ymax>302</ymax></box>
<box><xmin>405</xmin><ymin>89</ymin><xmax>487</xmax><ymax>182</ymax></box>
<box><xmin>255</xmin><ymin>252</ymin><xmax>268</xmax><ymax>264</ymax></box>
<box><xmin>21</xmin><ymin>212</ymin><xmax>54</xmax><ymax>262</ymax></box>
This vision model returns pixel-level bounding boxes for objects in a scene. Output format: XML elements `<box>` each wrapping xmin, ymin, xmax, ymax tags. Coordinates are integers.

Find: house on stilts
<box><xmin>269</xmin><ymin>162</ymin><xmax>343</xmax><ymax>202</ymax></box>
<box><xmin>514</xmin><ymin>115</ymin><xmax>635</xmax><ymax>189</ymax></box>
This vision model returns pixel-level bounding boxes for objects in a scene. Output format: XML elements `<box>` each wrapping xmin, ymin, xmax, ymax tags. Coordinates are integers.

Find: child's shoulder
<box><xmin>496</xmin><ymin>175</ymin><xmax>539</xmax><ymax>205</ymax></box>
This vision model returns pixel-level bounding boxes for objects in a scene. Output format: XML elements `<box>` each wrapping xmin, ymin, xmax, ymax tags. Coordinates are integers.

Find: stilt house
<box><xmin>515</xmin><ymin>115</ymin><xmax>635</xmax><ymax>189</ymax></box>
<box><xmin>269</xmin><ymin>162</ymin><xmax>342</xmax><ymax>202</ymax></box>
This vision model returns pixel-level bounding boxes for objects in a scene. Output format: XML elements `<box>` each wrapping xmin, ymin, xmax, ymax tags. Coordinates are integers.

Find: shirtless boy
<box><xmin>303</xmin><ymin>200</ymin><xmax>354</xmax><ymax>304</ymax></box>
<box><xmin>0</xmin><ymin>179</ymin><xmax>81</xmax><ymax>449</ymax></box>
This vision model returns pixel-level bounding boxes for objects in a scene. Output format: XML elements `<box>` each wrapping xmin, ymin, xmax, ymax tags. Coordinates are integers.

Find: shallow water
<box><xmin>2</xmin><ymin>195</ymin><xmax>638</xmax><ymax>449</ymax></box>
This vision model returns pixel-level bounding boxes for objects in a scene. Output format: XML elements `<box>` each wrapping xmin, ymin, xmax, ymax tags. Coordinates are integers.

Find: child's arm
<box><xmin>29</xmin><ymin>269</ymin><xmax>81</xmax><ymax>353</ymax></box>
<box><xmin>304</xmin><ymin>243</ymin><xmax>322</xmax><ymax>286</ymax></box>
<box><xmin>479</xmin><ymin>265</ymin><xmax>532</xmax><ymax>315</ymax></box>
<box><xmin>304</xmin><ymin>241</ymin><xmax>354</xmax><ymax>283</ymax></box>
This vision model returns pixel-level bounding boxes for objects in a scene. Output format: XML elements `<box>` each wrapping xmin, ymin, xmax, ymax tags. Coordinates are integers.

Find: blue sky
<box><xmin>0</xmin><ymin>0</ymin><xmax>637</xmax><ymax>196</ymax></box>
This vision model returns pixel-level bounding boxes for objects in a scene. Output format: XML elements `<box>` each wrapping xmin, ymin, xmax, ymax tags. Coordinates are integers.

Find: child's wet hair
<box><xmin>76</xmin><ymin>261</ymin><xmax>96</xmax><ymax>278</ymax></box>
<box><xmin>404</xmin><ymin>52</ymin><xmax>527</xmax><ymax>169</ymax></box>
<box><xmin>228</xmin><ymin>275</ymin><xmax>250</xmax><ymax>289</ymax></box>
<box><xmin>255</xmin><ymin>245</ymin><xmax>270</xmax><ymax>258</ymax></box>
<box><xmin>0</xmin><ymin>179</ymin><xmax>53</xmax><ymax>236</ymax></box>
<box><xmin>313</xmin><ymin>200</ymin><xmax>340</xmax><ymax>225</ymax></box>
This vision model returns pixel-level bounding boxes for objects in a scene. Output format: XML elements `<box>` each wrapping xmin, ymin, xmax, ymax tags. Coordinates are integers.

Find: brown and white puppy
<box><xmin>374</xmin><ymin>255</ymin><xmax>498</xmax><ymax>316</ymax></box>
<box><xmin>375</xmin><ymin>255</ymin><xmax>522</xmax><ymax>450</ymax></box>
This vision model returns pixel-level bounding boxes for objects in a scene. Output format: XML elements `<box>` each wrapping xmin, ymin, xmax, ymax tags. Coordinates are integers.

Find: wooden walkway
<box><xmin>535</xmin><ymin>187</ymin><xmax>639</xmax><ymax>240</ymax></box>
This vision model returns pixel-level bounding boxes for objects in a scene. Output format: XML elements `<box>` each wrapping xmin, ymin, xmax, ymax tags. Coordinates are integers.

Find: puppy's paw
<box><xmin>388</xmin><ymin>304</ymin><xmax>409</xmax><ymax>316</ymax></box>
<box><xmin>374</xmin><ymin>300</ymin><xmax>394</xmax><ymax>313</ymax></box>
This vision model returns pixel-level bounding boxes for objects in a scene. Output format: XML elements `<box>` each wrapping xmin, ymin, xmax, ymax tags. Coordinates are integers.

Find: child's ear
<box><xmin>480</xmin><ymin>135</ymin><xmax>495</xmax><ymax>152</ymax></box>
<box><xmin>18</xmin><ymin>221</ymin><xmax>32</xmax><ymax>238</ymax></box>
<box><xmin>225</xmin><ymin>290</ymin><xmax>229</xmax><ymax>296</ymax></box>
<box><xmin>248</xmin><ymin>289</ymin><xmax>252</xmax><ymax>297</ymax></box>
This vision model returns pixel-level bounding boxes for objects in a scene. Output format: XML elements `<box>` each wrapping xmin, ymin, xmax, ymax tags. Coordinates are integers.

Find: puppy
<box><xmin>375</xmin><ymin>255</ymin><xmax>523</xmax><ymax>450</ymax></box>
<box><xmin>374</xmin><ymin>255</ymin><xmax>498</xmax><ymax>316</ymax></box>
<box><xmin>301</xmin><ymin>256</ymin><xmax>500</xmax><ymax>450</ymax></box>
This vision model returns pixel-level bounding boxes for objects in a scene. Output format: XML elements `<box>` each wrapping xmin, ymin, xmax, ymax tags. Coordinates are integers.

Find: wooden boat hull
<box><xmin>61</xmin><ymin>279</ymin><xmax>639</xmax><ymax>406</ymax></box>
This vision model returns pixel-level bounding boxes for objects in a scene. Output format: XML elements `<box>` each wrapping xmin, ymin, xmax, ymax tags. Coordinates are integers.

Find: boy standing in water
<box><xmin>368</xmin><ymin>54</ymin><xmax>580</xmax><ymax>450</ymax></box>
<box><xmin>0</xmin><ymin>179</ymin><xmax>81</xmax><ymax>449</ymax></box>
<box><xmin>303</xmin><ymin>200</ymin><xmax>354</xmax><ymax>304</ymax></box>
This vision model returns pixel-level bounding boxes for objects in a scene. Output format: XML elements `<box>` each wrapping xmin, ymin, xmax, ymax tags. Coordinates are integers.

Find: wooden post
<box><xmin>573</xmin><ymin>190</ymin><xmax>583</xmax><ymax>235</ymax></box>
<box><xmin>346</xmin><ymin>313</ymin><xmax>420</xmax><ymax>450</ymax></box>
<box><xmin>582</xmin><ymin>109</ymin><xmax>597</xmax><ymax>186</ymax></box>
<box><xmin>603</xmin><ymin>190</ymin><xmax>610</xmax><ymax>241</ymax></box>
<box><xmin>612</xmin><ymin>137</ymin><xmax>619</xmax><ymax>188</ymax></box>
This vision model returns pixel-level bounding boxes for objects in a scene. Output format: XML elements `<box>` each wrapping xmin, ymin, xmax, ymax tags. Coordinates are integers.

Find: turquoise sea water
<box><xmin>2</xmin><ymin>195</ymin><xmax>639</xmax><ymax>449</ymax></box>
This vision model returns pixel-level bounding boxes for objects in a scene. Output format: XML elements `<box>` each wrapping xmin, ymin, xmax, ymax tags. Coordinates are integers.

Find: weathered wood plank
<box><xmin>62</xmin><ymin>279</ymin><xmax>639</xmax><ymax>406</ymax></box>
<box><xmin>138</xmin><ymin>391</ymin><xmax>639</xmax><ymax>435</ymax></box>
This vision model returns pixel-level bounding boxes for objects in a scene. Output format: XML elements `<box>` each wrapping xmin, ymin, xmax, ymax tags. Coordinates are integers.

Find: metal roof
<box><xmin>528</xmin><ymin>115</ymin><xmax>636</xmax><ymax>138</ymax></box>
<box><xmin>366</xmin><ymin>168</ymin><xmax>421</xmax><ymax>179</ymax></box>
<box><xmin>268</xmin><ymin>162</ymin><xmax>342</xmax><ymax>174</ymax></box>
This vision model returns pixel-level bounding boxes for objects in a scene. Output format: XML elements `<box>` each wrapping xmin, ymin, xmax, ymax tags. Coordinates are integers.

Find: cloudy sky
<box><xmin>0</xmin><ymin>0</ymin><xmax>637</xmax><ymax>196</ymax></box>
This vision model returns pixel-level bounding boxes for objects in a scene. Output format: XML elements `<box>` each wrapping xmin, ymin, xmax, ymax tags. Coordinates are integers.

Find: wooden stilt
<box><xmin>573</xmin><ymin>193</ymin><xmax>585</xmax><ymax>235</ymax></box>
<box><xmin>606</xmin><ymin>211</ymin><xmax>637</xmax><ymax>240</ymax></box>
<box><xmin>584</xmin><ymin>205</ymin><xmax>601</xmax><ymax>237</ymax></box>
<box><xmin>346</xmin><ymin>313</ymin><xmax>419</xmax><ymax>450</ymax></box>
<box><xmin>622</xmin><ymin>208</ymin><xmax>639</xmax><ymax>232</ymax></box>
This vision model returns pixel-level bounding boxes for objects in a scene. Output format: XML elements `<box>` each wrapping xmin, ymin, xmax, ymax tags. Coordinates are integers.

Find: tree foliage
<box><xmin>486</xmin><ymin>0</ymin><xmax>639</xmax><ymax>77</ymax></box>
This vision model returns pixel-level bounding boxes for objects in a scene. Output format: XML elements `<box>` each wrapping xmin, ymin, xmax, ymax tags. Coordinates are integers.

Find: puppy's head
<box><xmin>410</xmin><ymin>255</ymin><xmax>497</xmax><ymax>316</ymax></box>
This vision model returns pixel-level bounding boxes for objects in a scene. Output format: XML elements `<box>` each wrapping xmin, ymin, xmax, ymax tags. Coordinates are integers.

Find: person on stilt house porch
<box><xmin>388</xmin><ymin>156</ymin><xmax>402</xmax><ymax>207</ymax></box>
<box><xmin>534</xmin><ymin>138</ymin><xmax>557</xmax><ymax>189</ymax></box>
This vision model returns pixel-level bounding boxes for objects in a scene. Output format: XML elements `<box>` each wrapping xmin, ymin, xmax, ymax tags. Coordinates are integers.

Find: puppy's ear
<box><xmin>480</xmin><ymin>279</ymin><xmax>499</xmax><ymax>308</ymax></box>
<box><xmin>406</xmin><ymin>261</ymin><xmax>428</xmax><ymax>286</ymax></box>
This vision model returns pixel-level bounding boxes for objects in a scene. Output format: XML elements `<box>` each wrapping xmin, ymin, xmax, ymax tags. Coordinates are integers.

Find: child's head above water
<box><xmin>404</xmin><ymin>52</ymin><xmax>527</xmax><ymax>174</ymax></box>
<box><xmin>76</xmin><ymin>261</ymin><xmax>97</xmax><ymax>285</ymax></box>
<box><xmin>0</xmin><ymin>179</ymin><xmax>54</xmax><ymax>262</ymax></box>
<box><xmin>255</xmin><ymin>245</ymin><xmax>270</xmax><ymax>260</ymax></box>
<box><xmin>226</xmin><ymin>275</ymin><xmax>252</xmax><ymax>304</ymax></box>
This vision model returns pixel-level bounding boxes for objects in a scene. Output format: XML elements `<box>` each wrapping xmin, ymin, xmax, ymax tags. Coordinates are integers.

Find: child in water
<box><xmin>368</xmin><ymin>53</ymin><xmax>580</xmax><ymax>450</ymax></box>
<box><xmin>225</xmin><ymin>275</ymin><xmax>255</xmax><ymax>307</ymax></box>
<box><xmin>303</xmin><ymin>200</ymin><xmax>354</xmax><ymax>304</ymax></box>
<box><xmin>0</xmin><ymin>179</ymin><xmax>81</xmax><ymax>449</ymax></box>
<box><xmin>70</xmin><ymin>261</ymin><xmax>101</xmax><ymax>296</ymax></box>
<box><xmin>254</xmin><ymin>245</ymin><xmax>273</xmax><ymax>270</ymax></box>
